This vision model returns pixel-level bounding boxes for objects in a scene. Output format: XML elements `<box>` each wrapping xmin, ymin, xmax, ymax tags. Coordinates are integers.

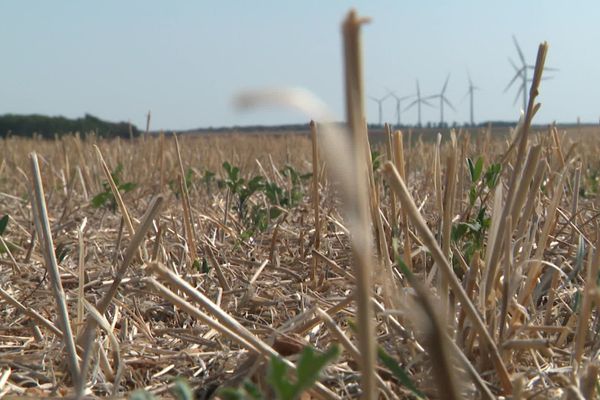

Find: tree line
<box><xmin>0</xmin><ymin>113</ymin><xmax>139</xmax><ymax>138</ymax></box>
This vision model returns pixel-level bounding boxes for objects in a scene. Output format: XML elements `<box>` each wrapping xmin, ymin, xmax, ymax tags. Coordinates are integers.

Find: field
<box><xmin>2</xmin><ymin>12</ymin><xmax>600</xmax><ymax>400</ymax></box>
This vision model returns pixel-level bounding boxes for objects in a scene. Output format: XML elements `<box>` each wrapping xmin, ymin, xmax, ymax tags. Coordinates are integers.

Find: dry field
<box><xmin>3</xmin><ymin>11</ymin><xmax>600</xmax><ymax>400</ymax></box>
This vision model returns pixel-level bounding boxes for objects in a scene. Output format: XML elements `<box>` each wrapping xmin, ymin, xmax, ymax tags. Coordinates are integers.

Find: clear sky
<box><xmin>1</xmin><ymin>1</ymin><xmax>599</xmax><ymax>130</ymax></box>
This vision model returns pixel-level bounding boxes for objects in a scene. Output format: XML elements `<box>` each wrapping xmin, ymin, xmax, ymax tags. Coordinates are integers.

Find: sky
<box><xmin>1</xmin><ymin>1</ymin><xmax>599</xmax><ymax>131</ymax></box>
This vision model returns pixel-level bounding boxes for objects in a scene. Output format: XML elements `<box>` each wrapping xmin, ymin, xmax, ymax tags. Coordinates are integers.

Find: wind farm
<box><xmin>368</xmin><ymin>35</ymin><xmax>559</xmax><ymax>127</ymax></box>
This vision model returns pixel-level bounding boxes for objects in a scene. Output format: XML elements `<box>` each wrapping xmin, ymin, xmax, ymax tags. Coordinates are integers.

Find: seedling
<box><xmin>218</xmin><ymin>345</ymin><xmax>340</xmax><ymax>400</ymax></box>
<box><xmin>221</xmin><ymin>161</ymin><xmax>264</xmax><ymax>221</ymax></box>
<box><xmin>169</xmin><ymin>167</ymin><xmax>195</xmax><ymax>198</ymax></box>
<box><xmin>0</xmin><ymin>214</ymin><xmax>15</xmax><ymax>254</ymax></box>
<box><xmin>91</xmin><ymin>163</ymin><xmax>137</xmax><ymax>211</ymax></box>
<box><xmin>130</xmin><ymin>378</ymin><xmax>193</xmax><ymax>400</ymax></box>
<box><xmin>0</xmin><ymin>215</ymin><xmax>8</xmax><ymax>236</ymax></box>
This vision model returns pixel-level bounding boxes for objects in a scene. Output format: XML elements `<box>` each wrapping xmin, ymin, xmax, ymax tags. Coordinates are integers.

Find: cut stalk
<box><xmin>342</xmin><ymin>10</ymin><xmax>377</xmax><ymax>400</ymax></box>
<box><xmin>30</xmin><ymin>152</ymin><xmax>81</xmax><ymax>384</ymax></box>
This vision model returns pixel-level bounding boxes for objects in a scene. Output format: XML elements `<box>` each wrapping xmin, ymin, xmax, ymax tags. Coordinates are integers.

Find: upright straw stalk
<box><xmin>393</xmin><ymin>130</ymin><xmax>413</xmax><ymax>271</ymax></box>
<box><xmin>30</xmin><ymin>152</ymin><xmax>81</xmax><ymax>384</ymax></box>
<box><xmin>174</xmin><ymin>134</ymin><xmax>198</xmax><ymax>265</ymax></box>
<box><xmin>342</xmin><ymin>10</ymin><xmax>377</xmax><ymax>400</ymax></box>
<box><xmin>441</xmin><ymin>131</ymin><xmax>458</xmax><ymax>311</ymax></box>
<box><xmin>310</xmin><ymin>120</ymin><xmax>321</xmax><ymax>283</ymax></box>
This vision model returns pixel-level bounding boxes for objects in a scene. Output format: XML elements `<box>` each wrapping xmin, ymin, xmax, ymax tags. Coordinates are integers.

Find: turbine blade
<box><xmin>460</xmin><ymin>91</ymin><xmax>470</xmax><ymax>103</ymax></box>
<box><xmin>444</xmin><ymin>97</ymin><xmax>456</xmax><ymax>111</ymax></box>
<box><xmin>513</xmin><ymin>35</ymin><xmax>526</xmax><ymax>65</ymax></box>
<box><xmin>442</xmin><ymin>73</ymin><xmax>451</xmax><ymax>94</ymax></box>
<box><xmin>513</xmin><ymin>84</ymin><xmax>524</xmax><ymax>106</ymax></box>
<box><xmin>508</xmin><ymin>57</ymin><xmax>520</xmax><ymax>72</ymax></box>
<box><xmin>404</xmin><ymin>100</ymin><xmax>419</xmax><ymax>111</ymax></box>
<box><xmin>504</xmin><ymin>71</ymin><xmax>522</xmax><ymax>92</ymax></box>
<box><xmin>422</xmin><ymin>99</ymin><xmax>436</xmax><ymax>108</ymax></box>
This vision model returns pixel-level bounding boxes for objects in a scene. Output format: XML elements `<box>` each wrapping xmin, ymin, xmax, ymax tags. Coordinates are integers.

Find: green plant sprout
<box><xmin>91</xmin><ymin>163</ymin><xmax>137</xmax><ymax>211</ymax></box>
<box><xmin>219</xmin><ymin>344</ymin><xmax>340</xmax><ymax>400</ymax></box>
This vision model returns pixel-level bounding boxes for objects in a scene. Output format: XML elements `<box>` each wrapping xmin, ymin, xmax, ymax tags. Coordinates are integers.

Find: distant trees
<box><xmin>0</xmin><ymin>113</ymin><xmax>138</xmax><ymax>138</ymax></box>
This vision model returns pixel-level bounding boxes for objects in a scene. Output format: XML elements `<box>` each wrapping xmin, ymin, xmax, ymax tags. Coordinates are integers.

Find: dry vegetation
<box><xmin>3</xmin><ymin>10</ymin><xmax>600</xmax><ymax>400</ymax></box>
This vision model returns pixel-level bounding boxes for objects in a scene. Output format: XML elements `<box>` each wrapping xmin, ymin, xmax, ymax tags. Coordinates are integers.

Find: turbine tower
<box><xmin>505</xmin><ymin>35</ymin><xmax>556</xmax><ymax>111</ymax></box>
<box><xmin>386</xmin><ymin>90</ymin><xmax>413</xmax><ymax>127</ymax></box>
<box><xmin>404</xmin><ymin>80</ymin><xmax>434</xmax><ymax>127</ymax></box>
<box><xmin>431</xmin><ymin>74</ymin><xmax>455</xmax><ymax>126</ymax></box>
<box><xmin>369</xmin><ymin>93</ymin><xmax>390</xmax><ymax>126</ymax></box>
<box><xmin>464</xmin><ymin>72</ymin><xmax>479</xmax><ymax>126</ymax></box>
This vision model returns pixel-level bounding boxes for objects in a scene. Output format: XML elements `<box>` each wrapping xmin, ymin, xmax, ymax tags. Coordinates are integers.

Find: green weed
<box><xmin>91</xmin><ymin>163</ymin><xmax>137</xmax><ymax>211</ymax></box>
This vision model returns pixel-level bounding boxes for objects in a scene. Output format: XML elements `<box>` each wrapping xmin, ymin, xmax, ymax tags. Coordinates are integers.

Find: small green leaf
<box><xmin>119</xmin><ymin>182</ymin><xmax>137</xmax><ymax>193</ymax></box>
<box><xmin>170</xmin><ymin>378</ymin><xmax>194</xmax><ymax>400</ymax></box>
<box><xmin>467</xmin><ymin>158</ymin><xmax>475</xmax><ymax>182</ymax></box>
<box><xmin>267</xmin><ymin>355</ymin><xmax>295</xmax><ymax>400</ymax></box>
<box><xmin>573</xmin><ymin>290</ymin><xmax>582</xmax><ymax>313</ymax></box>
<box><xmin>129</xmin><ymin>389</ymin><xmax>156</xmax><ymax>400</ymax></box>
<box><xmin>202</xmin><ymin>258</ymin><xmax>210</xmax><ymax>274</ymax></box>
<box><xmin>192</xmin><ymin>259</ymin><xmax>201</xmax><ymax>272</ymax></box>
<box><xmin>0</xmin><ymin>215</ymin><xmax>9</xmax><ymax>236</ymax></box>
<box><xmin>217</xmin><ymin>380</ymin><xmax>264</xmax><ymax>400</ymax></box>
<box><xmin>247</xmin><ymin>176</ymin><xmax>264</xmax><ymax>192</ymax></box>
<box><xmin>243</xmin><ymin>380</ymin><xmax>264</xmax><ymax>400</ymax></box>
<box><xmin>484</xmin><ymin>163</ymin><xmax>502</xmax><ymax>189</ymax></box>
<box><xmin>241</xmin><ymin>230</ymin><xmax>254</xmax><ymax>241</ymax></box>
<box><xmin>294</xmin><ymin>345</ymin><xmax>340</xmax><ymax>397</ymax></box>
<box><xmin>111</xmin><ymin>163</ymin><xmax>124</xmax><ymax>186</ymax></box>
<box><xmin>216</xmin><ymin>388</ymin><xmax>246</xmax><ymax>400</ymax></box>
<box><xmin>55</xmin><ymin>243</ymin><xmax>69</xmax><ymax>264</ymax></box>
<box><xmin>91</xmin><ymin>191</ymin><xmax>111</xmax><ymax>208</ymax></box>
<box><xmin>473</xmin><ymin>157</ymin><xmax>484</xmax><ymax>182</ymax></box>
<box><xmin>371</xmin><ymin>150</ymin><xmax>382</xmax><ymax>171</ymax></box>
<box><xmin>223</xmin><ymin>161</ymin><xmax>232</xmax><ymax>175</ymax></box>
<box><xmin>463</xmin><ymin>221</ymin><xmax>481</xmax><ymax>232</ymax></box>
<box><xmin>377</xmin><ymin>347</ymin><xmax>424</xmax><ymax>398</ymax></box>
<box><xmin>269</xmin><ymin>207</ymin><xmax>283</xmax><ymax>219</ymax></box>
<box><xmin>468</xmin><ymin>186</ymin><xmax>477</xmax><ymax>206</ymax></box>
<box><xmin>0</xmin><ymin>240</ymin><xmax>16</xmax><ymax>254</ymax></box>
<box><xmin>451</xmin><ymin>223</ymin><xmax>468</xmax><ymax>242</ymax></box>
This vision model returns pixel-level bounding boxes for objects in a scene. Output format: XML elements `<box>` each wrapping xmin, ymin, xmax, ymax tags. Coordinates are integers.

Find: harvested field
<box><xmin>2</xmin><ymin>10</ymin><xmax>600</xmax><ymax>400</ymax></box>
<box><xmin>1</xmin><ymin>120</ymin><xmax>600</xmax><ymax>399</ymax></box>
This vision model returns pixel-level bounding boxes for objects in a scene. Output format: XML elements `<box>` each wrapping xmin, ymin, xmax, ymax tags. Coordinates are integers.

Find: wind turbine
<box><xmin>431</xmin><ymin>74</ymin><xmax>455</xmax><ymax>126</ymax></box>
<box><xmin>404</xmin><ymin>80</ymin><xmax>435</xmax><ymax>127</ymax></box>
<box><xmin>505</xmin><ymin>35</ymin><xmax>556</xmax><ymax>111</ymax></box>
<box><xmin>369</xmin><ymin>93</ymin><xmax>391</xmax><ymax>126</ymax></box>
<box><xmin>463</xmin><ymin>72</ymin><xmax>480</xmax><ymax>126</ymax></box>
<box><xmin>385</xmin><ymin>89</ymin><xmax>413</xmax><ymax>127</ymax></box>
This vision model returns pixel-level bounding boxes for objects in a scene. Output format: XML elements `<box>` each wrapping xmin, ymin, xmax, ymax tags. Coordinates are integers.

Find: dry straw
<box><xmin>30</xmin><ymin>152</ymin><xmax>81</xmax><ymax>384</ymax></box>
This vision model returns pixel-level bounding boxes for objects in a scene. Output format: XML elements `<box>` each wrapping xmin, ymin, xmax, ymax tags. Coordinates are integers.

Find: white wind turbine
<box><xmin>404</xmin><ymin>80</ymin><xmax>435</xmax><ymax>127</ymax></box>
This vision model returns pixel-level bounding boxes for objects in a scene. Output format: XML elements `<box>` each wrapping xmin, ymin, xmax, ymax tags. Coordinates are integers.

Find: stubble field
<box><xmin>1</xmin><ymin>122</ymin><xmax>600</xmax><ymax>399</ymax></box>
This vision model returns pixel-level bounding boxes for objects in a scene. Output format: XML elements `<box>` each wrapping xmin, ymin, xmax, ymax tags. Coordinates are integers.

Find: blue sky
<box><xmin>1</xmin><ymin>1</ymin><xmax>599</xmax><ymax>130</ymax></box>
